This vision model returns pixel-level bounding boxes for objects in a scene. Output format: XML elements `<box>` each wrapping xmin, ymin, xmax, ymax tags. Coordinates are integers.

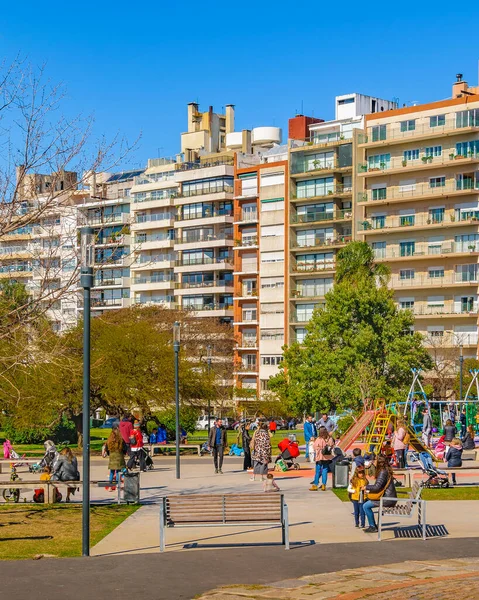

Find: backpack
<box><xmin>403</xmin><ymin>431</ymin><xmax>411</xmax><ymax>445</ymax></box>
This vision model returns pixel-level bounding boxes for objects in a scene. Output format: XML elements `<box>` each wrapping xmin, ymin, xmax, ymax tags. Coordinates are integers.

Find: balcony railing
<box><xmin>235</xmin><ymin>210</ymin><xmax>258</xmax><ymax>222</ymax></box>
<box><xmin>133</xmin><ymin>193</ymin><xmax>177</xmax><ymax>204</ymax></box>
<box><xmin>291</xmin><ymin>260</ymin><xmax>335</xmax><ymax>273</ymax></box>
<box><xmin>182</xmin><ymin>280</ymin><xmax>232</xmax><ymax>289</ymax></box>
<box><xmin>237</xmin><ymin>338</ymin><xmax>258</xmax><ymax>348</ymax></box>
<box><xmin>91</xmin><ymin>298</ymin><xmax>125</xmax><ymax>308</ymax></box>
<box><xmin>362</xmin><ymin>117</ymin><xmax>479</xmax><ymax>145</ymax></box>
<box><xmin>290</xmin><ymin>130</ymin><xmax>353</xmax><ymax>150</ymax></box>
<box><xmin>175</xmin><ymin>256</ymin><xmax>233</xmax><ymax>267</ymax></box>
<box><xmin>358</xmin><ymin>181</ymin><xmax>479</xmax><ymax>204</ymax></box>
<box><xmin>96</xmin><ymin>234</ymin><xmax>127</xmax><ymax>246</ymax></box>
<box><xmin>0</xmin><ymin>245</ymin><xmax>30</xmax><ymax>255</ymax></box>
<box><xmin>135</xmin><ymin>233</ymin><xmax>175</xmax><ymax>244</ymax></box>
<box><xmin>290</xmin><ymin>184</ymin><xmax>352</xmax><ymax>200</ymax></box>
<box><xmin>177</xmin><ymin>209</ymin><xmax>233</xmax><ymax>221</ymax></box>
<box><xmin>423</xmin><ymin>332</ymin><xmax>478</xmax><ymax>346</ymax></box>
<box><xmin>183</xmin><ymin>302</ymin><xmax>233</xmax><ymax>311</ymax></box>
<box><xmin>133</xmin><ymin>276</ymin><xmax>175</xmax><ymax>285</ymax></box>
<box><xmin>373</xmin><ymin>241</ymin><xmax>479</xmax><ymax>260</ymax></box>
<box><xmin>95</xmin><ymin>277</ymin><xmax>124</xmax><ymax>286</ymax></box>
<box><xmin>291</xmin><ymin>160</ymin><xmax>337</xmax><ymax>175</ymax></box>
<box><xmin>358</xmin><ymin>213</ymin><xmax>455</xmax><ymax>231</ymax></box>
<box><xmin>236</xmin><ymin>364</ymin><xmax>258</xmax><ymax>373</ymax></box>
<box><xmin>291</xmin><ymin>209</ymin><xmax>352</xmax><ymax>224</ymax></box>
<box><xmin>407</xmin><ymin>304</ymin><xmax>477</xmax><ymax>316</ymax></box>
<box><xmin>175</xmin><ymin>158</ymin><xmax>234</xmax><ymax>171</ymax></box>
<box><xmin>135</xmin><ymin>213</ymin><xmax>174</xmax><ymax>223</ymax></box>
<box><xmin>0</xmin><ymin>264</ymin><xmax>33</xmax><ymax>273</ymax></box>
<box><xmin>290</xmin><ymin>289</ymin><xmax>330</xmax><ymax>299</ymax></box>
<box><xmin>390</xmin><ymin>274</ymin><xmax>478</xmax><ymax>288</ymax></box>
<box><xmin>177</xmin><ymin>183</ymin><xmax>234</xmax><ymax>198</ymax></box>
<box><xmin>235</xmin><ymin>237</ymin><xmax>258</xmax><ymax>247</ymax></box>
<box><xmin>358</xmin><ymin>153</ymin><xmax>479</xmax><ymax>174</ymax></box>
<box><xmin>291</xmin><ymin>235</ymin><xmax>352</xmax><ymax>249</ymax></box>
<box><xmin>178</xmin><ymin>232</ymin><xmax>234</xmax><ymax>244</ymax></box>
<box><xmin>83</xmin><ymin>214</ymin><xmax>128</xmax><ymax>226</ymax></box>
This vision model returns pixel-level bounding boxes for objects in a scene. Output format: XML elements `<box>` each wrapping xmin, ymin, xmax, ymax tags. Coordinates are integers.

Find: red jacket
<box><xmin>269</xmin><ymin>421</ymin><xmax>277</xmax><ymax>431</ymax></box>
<box><xmin>120</xmin><ymin>419</ymin><xmax>133</xmax><ymax>444</ymax></box>
<box><xmin>130</xmin><ymin>429</ymin><xmax>143</xmax><ymax>449</ymax></box>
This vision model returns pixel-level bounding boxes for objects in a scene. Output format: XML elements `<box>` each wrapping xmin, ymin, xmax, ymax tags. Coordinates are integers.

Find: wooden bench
<box><xmin>376</xmin><ymin>482</ymin><xmax>426</xmax><ymax>541</ymax></box>
<box><xmin>159</xmin><ymin>493</ymin><xmax>290</xmax><ymax>551</ymax></box>
<box><xmin>150</xmin><ymin>443</ymin><xmax>202</xmax><ymax>457</ymax></box>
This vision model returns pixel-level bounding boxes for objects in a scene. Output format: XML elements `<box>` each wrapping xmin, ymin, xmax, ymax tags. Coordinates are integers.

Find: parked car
<box><xmin>99</xmin><ymin>417</ymin><xmax>120</xmax><ymax>429</ymax></box>
<box><xmin>196</xmin><ymin>415</ymin><xmax>216</xmax><ymax>431</ymax></box>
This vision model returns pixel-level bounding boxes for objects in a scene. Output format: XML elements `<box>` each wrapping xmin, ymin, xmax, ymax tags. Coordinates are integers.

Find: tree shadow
<box><xmin>0</xmin><ymin>535</ymin><xmax>53</xmax><ymax>542</ymax></box>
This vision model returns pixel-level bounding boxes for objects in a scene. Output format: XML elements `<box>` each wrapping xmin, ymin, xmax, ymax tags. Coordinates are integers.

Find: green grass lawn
<box><xmin>0</xmin><ymin>504</ymin><xmax>138</xmax><ymax>560</ymax></box>
<box><xmin>333</xmin><ymin>486</ymin><xmax>479</xmax><ymax>502</ymax></box>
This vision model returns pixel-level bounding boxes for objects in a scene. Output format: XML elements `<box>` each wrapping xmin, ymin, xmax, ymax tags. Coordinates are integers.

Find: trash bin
<box><xmin>333</xmin><ymin>461</ymin><xmax>350</xmax><ymax>488</ymax></box>
<box><xmin>123</xmin><ymin>472</ymin><xmax>140</xmax><ymax>503</ymax></box>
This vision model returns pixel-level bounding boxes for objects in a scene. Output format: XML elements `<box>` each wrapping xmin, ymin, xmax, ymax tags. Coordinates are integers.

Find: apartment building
<box><xmin>77</xmin><ymin>171</ymin><xmax>138</xmax><ymax>315</ymax></box>
<box><xmin>357</xmin><ymin>75</ymin><xmax>479</xmax><ymax>359</ymax></box>
<box><xmin>287</xmin><ymin>94</ymin><xmax>397</xmax><ymax>344</ymax></box>
<box><xmin>0</xmin><ymin>170</ymin><xmax>79</xmax><ymax>332</ymax></box>
<box><xmin>233</xmin><ymin>134</ymin><xmax>287</xmax><ymax>398</ymax></box>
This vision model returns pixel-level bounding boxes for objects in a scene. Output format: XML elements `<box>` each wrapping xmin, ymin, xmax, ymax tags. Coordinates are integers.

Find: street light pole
<box><xmin>173</xmin><ymin>321</ymin><xmax>181</xmax><ymax>480</ymax></box>
<box><xmin>80</xmin><ymin>227</ymin><xmax>94</xmax><ymax>558</ymax></box>
<box><xmin>207</xmin><ymin>344</ymin><xmax>212</xmax><ymax>431</ymax></box>
<box><xmin>459</xmin><ymin>343</ymin><xmax>464</xmax><ymax>403</ymax></box>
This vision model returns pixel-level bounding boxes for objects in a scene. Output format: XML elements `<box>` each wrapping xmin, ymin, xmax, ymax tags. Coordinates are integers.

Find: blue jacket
<box><xmin>304</xmin><ymin>421</ymin><xmax>317</xmax><ymax>442</ymax></box>
<box><xmin>149</xmin><ymin>432</ymin><xmax>158</xmax><ymax>443</ymax></box>
<box><xmin>157</xmin><ymin>427</ymin><xmax>167</xmax><ymax>443</ymax></box>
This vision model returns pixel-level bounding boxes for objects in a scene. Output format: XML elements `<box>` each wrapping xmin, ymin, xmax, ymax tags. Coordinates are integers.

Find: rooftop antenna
<box><xmin>157</xmin><ymin>147</ymin><xmax>163</xmax><ymax>158</ymax></box>
<box><xmin>301</xmin><ymin>100</ymin><xmax>304</xmax><ymax>114</ymax></box>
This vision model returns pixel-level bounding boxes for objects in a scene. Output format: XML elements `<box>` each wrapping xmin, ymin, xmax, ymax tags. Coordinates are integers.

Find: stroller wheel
<box><xmin>293</xmin><ymin>463</ymin><xmax>300</xmax><ymax>470</ymax></box>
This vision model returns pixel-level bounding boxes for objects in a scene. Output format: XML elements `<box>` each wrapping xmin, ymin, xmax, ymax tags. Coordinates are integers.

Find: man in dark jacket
<box><xmin>460</xmin><ymin>409</ymin><xmax>467</xmax><ymax>439</ymax></box>
<box><xmin>208</xmin><ymin>418</ymin><xmax>227</xmax><ymax>474</ymax></box>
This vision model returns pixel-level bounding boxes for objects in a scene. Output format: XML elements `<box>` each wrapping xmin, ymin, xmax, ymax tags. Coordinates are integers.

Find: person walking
<box><xmin>310</xmin><ymin>427</ymin><xmax>335</xmax><ymax>491</ymax></box>
<box><xmin>317</xmin><ymin>413</ymin><xmax>336</xmax><ymax>435</ymax></box>
<box><xmin>241</xmin><ymin>421</ymin><xmax>253</xmax><ymax>471</ymax></box>
<box><xmin>362</xmin><ymin>454</ymin><xmax>397</xmax><ymax>533</ymax></box>
<box><xmin>422</xmin><ymin>408</ymin><xmax>433</xmax><ymax>448</ymax></box>
<box><xmin>105</xmin><ymin>424</ymin><xmax>126</xmax><ymax>491</ymax></box>
<box><xmin>251</xmin><ymin>422</ymin><xmax>272</xmax><ymax>481</ymax></box>
<box><xmin>127</xmin><ymin>421</ymin><xmax>146</xmax><ymax>471</ymax></box>
<box><xmin>392</xmin><ymin>419</ymin><xmax>408</xmax><ymax>468</ymax></box>
<box><xmin>303</xmin><ymin>415</ymin><xmax>317</xmax><ymax>462</ymax></box>
<box><xmin>119</xmin><ymin>414</ymin><xmax>134</xmax><ymax>455</ymax></box>
<box><xmin>208</xmin><ymin>418</ymin><xmax>227</xmax><ymax>474</ymax></box>
<box><xmin>460</xmin><ymin>409</ymin><xmax>467</xmax><ymax>439</ymax></box>
<box><xmin>269</xmin><ymin>419</ymin><xmax>277</xmax><ymax>436</ymax></box>
<box><xmin>52</xmin><ymin>447</ymin><xmax>80</xmax><ymax>503</ymax></box>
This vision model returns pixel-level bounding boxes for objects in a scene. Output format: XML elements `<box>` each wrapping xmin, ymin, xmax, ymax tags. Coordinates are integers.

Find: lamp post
<box><xmin>206</xmin><ymin>344</ymin><xmax>212</xmax><ymax>432</ymax></box>
<box><xmin>173</xmin><ymin>321</ymin><xmax>181</xmax><ymax>480</ymax></box>
<box><xmin>459</xmin><ymin>343</ymin><xmax>464</xmax><ymax>403</ymax></box>
<box><xmin>80</xmin><ymin>226</ymin><xmax>94</xmax><ymax>557</ymax></box>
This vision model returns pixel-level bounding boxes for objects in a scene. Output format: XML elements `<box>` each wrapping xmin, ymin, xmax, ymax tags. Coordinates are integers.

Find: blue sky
<box><xmin>1</xmin><ymin>1</ymin><xmax>478</xmax><ymax>171</ymax></box>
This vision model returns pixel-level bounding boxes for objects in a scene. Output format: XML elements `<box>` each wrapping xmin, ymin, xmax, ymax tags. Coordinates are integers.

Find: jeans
<box><xmin>352</xmin><ymin>500</ymin><xmax>365</xmax><ymax>526</ymax></box>
<box><xmin>109</xmin><ymin>469</ymin><xmax>120</xmax><ymax>484</ymax></box>
<box><xmin>395</xmin><ymin>449</ymin><xmax>406</xmax><ymax>468</ymax></box>
<box><xmin>305</xmin><ymin>439</ymin><xmax>311</xmax><ymax>460</ymax></box>
<box><xmin>313</xmin><ymin>462</ymin><xmax>330</xmax><ymax>486</ymax></box>
<box><xmin>363</xmin><ymin>500</ymin><xmax>377</xmax><ymax>527</ymax></box>
<box><xmin>213</xmin><ymin>445</ymin><xmax>224</xmax><ymax>470</ymax></box>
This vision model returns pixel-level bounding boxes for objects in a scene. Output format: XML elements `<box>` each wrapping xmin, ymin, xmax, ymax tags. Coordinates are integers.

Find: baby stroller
<box><xmin>200</xmin><ymin>442</ymin><xmax>212</xmax><ymax>456</ymax></box>
<box><xmin>229</xmin><ymin>443</ymin><xmax>244</xmax><ymax>457</ymax></box>
<box><xmin>419</xmin><ymin>451</ymin><xmax>449</xmax><ymax>488</ymax></box>
<box><xmin>128</xmin><ymin>447</ymin><xmax>154</xmax><ymax>471</ymax></box>
<box><xmin>275</xmin><ymin>438</ymin><xmax>300</xmax><ymax>471</ymax></box>
<box><xmin>30</xmin><ymin>440</ymin><xmax>59</xmax><ymax>474</ymax></box>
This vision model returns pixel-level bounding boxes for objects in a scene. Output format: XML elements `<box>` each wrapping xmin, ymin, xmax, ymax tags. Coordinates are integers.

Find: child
<box><xmin>34</xmin><ymin>466</ymin><xmax>62</xmax><ymax>503</ymax></box>
<box><xmin>149</xmin><ymin>428</ymin><xmax>158</xmax><ymax>444</ymax></box>
<box><xmin>381</xmin><ymin>440</ymin><xmax>394</xmax><ymax>464</ymax></box>
<box><xmin>350</xmin><ymin>448</ymin><xmax>363</xmax><ymax>476</ymax></box>
<box><xmin>348</xmin><ymin>464</ymin><xmax>368</xmax><ymax>528</ymax></box>
<box><xmin>308</xmin><ymin>436</ymin><xmax>316</xmax><ymax>463</ymax></box>
<box><xmin>445</xmin><ymin>438</ymin><xmax>463</xmax><ymax>486</ymax></box>
<box><xmin>263</xmin><ymin>472</ymin><xmax>280</xmax><ymax>492</ymax></box>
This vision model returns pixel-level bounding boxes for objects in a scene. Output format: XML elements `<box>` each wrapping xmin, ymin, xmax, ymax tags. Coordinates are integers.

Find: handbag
<box><xmin>367</xmin><ymin>475</ymin><xmax>392</xmax><ymax>501</ymax></box>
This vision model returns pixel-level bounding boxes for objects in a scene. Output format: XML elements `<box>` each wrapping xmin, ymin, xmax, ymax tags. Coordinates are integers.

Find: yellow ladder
<box><xmin>365</xmin><ymin>403</ymin><xmax>391</xmax><ymax>455</ymax></box>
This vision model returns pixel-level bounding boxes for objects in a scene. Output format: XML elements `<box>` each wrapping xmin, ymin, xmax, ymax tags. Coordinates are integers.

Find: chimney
<box><xmin>187</xmin><ymin>102</ymin><xmax>199</xmax><ymax>132</ymax></box>
<box><xmin>241</xmin><ymin>129</ymin><xmax>252</xmax><ymax>154</ymax></box>
<box><xmin>225</xmin><ymin>104</ymin><xmax>235</xmax><ymax>134</ymax></box>
<box><xmin>452</xmin><ymin>73</ymin><xmax>468</xmax><ymax>98</ymax></box>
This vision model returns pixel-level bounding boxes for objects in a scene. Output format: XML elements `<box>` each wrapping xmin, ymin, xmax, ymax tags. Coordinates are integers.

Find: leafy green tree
<box><xmin>270</xmin><ymin>242</ymin><xmax>432</xmax><ymax>414</ymax></box>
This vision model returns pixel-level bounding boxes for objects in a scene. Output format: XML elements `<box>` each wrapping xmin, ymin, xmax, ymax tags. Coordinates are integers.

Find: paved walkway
<box><xmin>198</xmin><ymin>557</ymin><xmax>479</xmax><ymax>599</ymax></box>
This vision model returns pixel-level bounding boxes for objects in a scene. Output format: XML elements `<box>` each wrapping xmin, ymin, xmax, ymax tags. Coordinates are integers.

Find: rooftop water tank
<box><xmin>252</xmin><ymin>127</ymin><xmax>281</xmax><ymax>146</ymax></box>
<box><xmin>225</xmin><ymin>132</ymin><xmax>243</xmax><ymax>149</ymax></box>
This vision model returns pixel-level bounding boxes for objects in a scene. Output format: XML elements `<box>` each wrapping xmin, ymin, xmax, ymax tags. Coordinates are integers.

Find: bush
<box><xmin>2</xmin><ymin>414</ymin><xmax>76</xmax><ymax>445</ymax></box>
<box><xmin>336</xmin><ymin>413</ymin><xmax>356</xmax><ymax>437</ymax></box>
<box><xmin>152</xmin><ymin>406</ymin><xmax>200</xmax><ymax>440</ymax></box>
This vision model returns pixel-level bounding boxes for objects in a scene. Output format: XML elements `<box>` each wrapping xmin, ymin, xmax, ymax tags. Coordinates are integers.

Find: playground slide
<box><xmin>406</xmin><ymin>424</ymin><xmax>434</xmax><ymax>457</ymax></box>
<box><xmin>338</xmin><ymin>410</ymin><xmax>376</xmax><ymax>452</ymax></box>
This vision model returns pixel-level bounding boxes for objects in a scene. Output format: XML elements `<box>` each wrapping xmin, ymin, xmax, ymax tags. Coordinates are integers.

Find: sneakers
<box><xmin>215</xmin><ymin>469</ymin><xmax>219</xmax><ymax>474</ymax></box>
<box><xmin>309</xmin><ymin>485</ymin><xmax>318</xmax><ymax>491</ymax></box>
<box><xmin>219</xmin><ymin>469</ymin><xmax>223</xmax><ymax>474</ymax></box>
<box><xmin>364</xmin><ymin>526</ymin><xmax>378</xmax><ymax>533</ymax></box>
<box><xmin>321</xmin><ymin>484</ymin><xmax>326</xmax><ymax>491</ymax></box>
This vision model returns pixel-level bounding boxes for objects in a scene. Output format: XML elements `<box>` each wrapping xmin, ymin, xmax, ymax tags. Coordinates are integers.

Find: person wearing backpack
<box><xmin>392</xmin><ymin>419</ymin><xmax>408</xmax><ymax>468</ymax></box>
<box><xmin>309</xmin><ymin>427</ymin><xmax>335</xmax><ymax>491</ymax></box>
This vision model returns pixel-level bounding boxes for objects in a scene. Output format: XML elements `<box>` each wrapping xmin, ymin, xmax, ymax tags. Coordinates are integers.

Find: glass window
<box><xmin>429</xmin><ymin>208</ymin><xmax>445</xmax><ymax>223</ymax></box>
<box><xmin>456</xmin><ymin>264</ymin><xmax>478</xmax><ymax>282</ymax></box>
<box><xmin>368</xmin><ymin>154</ymin><xmax>391</xmax><ymax>170</ymax></box>
<box><xmin>400</xmin><ymin>242</ymin><xmax>415</xmax><ymax>257</ymax></box>
<box><xmin>425</xmin><ymin>146</ymin><xmax>442</xmax><ymax>157</ymax></box>
<box><xmin>296</xmin><ymin>303</ymin><xmax>316</xmax><ymax>322</ymax></box>
<box><xmin>400</xmin><ymin>215</ymin><xmax>415</xmax><ymax>227</ymax></box>
<box><xmin>403</xmin><ymin>149</ymin><xmax>419</xmax><ymax>161</ymax></box>
<box><xmin>429</xmin><ymin>268</ymin><xmax>444</xmax><ymax>278</ymax></box>
<box><xmin>456</xmin><ymin>109</ymin><xmax>479</xmax><ymax>128</ymax></box>
<box><xmin>295</xmin><ymin>328</ymin><xmax>307</xmax><ymax>343</ymax></box>
<box><xmin>400</xmin><ymin>120</ymin><xmax>416</xmax><ymax>132</ymax></box>
<box><xmin>372</xmin><ymin>187</ymin><xmax>387</xmax><ymax>201</ymax></box>
<box><xmin>400</xmin><ymin>300</ymin><xmax>415</xmax><ymax>309</ymax></box>
<box><xmin>400</xmin><ymin>269</ymin><xmax>415</xmax><ymax>280</ymax></box>
<box><xmin>372</xmin><ymin>241</ymin><xmax>386</xmax><ymax>258</ymax></box>
<box><xmin>456</xmin><ymin>140</ymin><xmax>479</xmax><ymax>157</ymax></box>
<box><xmin>296</xmin><ymin>177</ymin><xmax>334</xmax><ymax>199</ymax></box>
<box><xmin>430</xmin><ymin>177</ymin><xmax>445</xmax><ymax>188</ymax></box>
<box><xmin>371</xmin><ymin>125</ymin><xmax>386</xmax><ymax>142</ymax></box>
<box><xmin>372</xmin><ymin>216</ymin><xmax>385</xmax><ymax>229</ymax></box>
<box><xmin>430</xmin><ymin>115</ymin><xmax>446</xmax><ymax>128</ymax></box>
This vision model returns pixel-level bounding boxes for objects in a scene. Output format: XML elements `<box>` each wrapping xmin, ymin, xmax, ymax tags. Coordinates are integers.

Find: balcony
<box><xmin>82</xmin><ymin>213</ymin><xmax>130</xmax><ymax>226</ymax></box>
<box><xmin>373</xmin><ymin>241</ymin><xmax>479</xmax><ymax>262</ymax></box>
<box><xmin>357</xmin><ymin>212</ymin><xmax>473</xmax><ymax>233</ymax></box>
<box><xmin>234</xmin><ymin>237</ymin><xmax>258</xmax><ymax>249</ymax></box>
<box><xmin>361</xmin><ymin>117</ymin><xmax>479</xmax><ymax>148</ymax></box>
<box><xmin>234</xmin><ymin>261</ymin><xmax>258</xmax><ymax>275</ymax></box>
<box><xmin>236</xmin><ymin>338</ymin><xmax>258</xmax><ymax>349</ymax></box>
<box><xmin>390</xmin><ymin>274</ymin><xmax>478</xmax><ymax>289</ymax></box>
<box><xmin>290</xmin><ymin>130</ymin><xmax>353</xmax><ymax>151</ymax></box>
<box><xmin>291</xmin><ymin>235</ymin><xmax>352</xmax><ymax>251</ymax></box>
<box><xmin>176</xmin><ymin>183</ymin><xmax>234</xmax><ymax>198</ymax></box>
<box><xmin>290</xmin><ymin>289</ymin><xmax>329</xmax><ymax>300</ymax></box>
<box><xmin>94</xmin><ymin>277</ymin><xmax>125</xmax><ymax>287</ymax></box>
<box><xmin>182</xmin><ymin>302</ymin><xmax>233</xmax><ymax>317</ymax></box>
<box><xmin>290</xmin><ymin>259</ymin><xmax>335</xmax><ymax>274</ymax></box>
<box><xmin>234</xmin><ymin>210</ymin><xmax>258</xmax><ymax>224</ymax></box>
<box><xmin>175</xmin><ymin>232</ymin><xmax>234</xmax><ymax>249</ymax></box>
<box><xmin>357</xmin><ymin>180</ymin><xmax>479</xmax><ymax>205</ymax></box>
<box><xmin>134</xmin><ymin>213</ymin><xmax>174</xmax><ymax>224</ymax></box>
<box><xmin>291</xmin><ymin>160</ymin><xmax>343</xmax><ymax>177</ymax></box>
<box><xmin>90</xmin><ymin>297</ymin><xmax>128</xmax><ymax>309</ymax></box>
<box><xmin>176</xmin><ymin>280</ymin><xmax>233</xmax><ymax>295</ymax></box>
<box><xmin>407</xmin><ymin>304</ymin><xmax>477</xmax><ymax>317</ymax></box>
<box><xmin>358</xmin><ymin>153</ymin><xmax>479</xmax><ymax>177</ymax></box>
<box><xmin>175</xmin><ymin>256</ymin><xmax>233</xmax><ymax>268</ymax></box>
<box><xmin>175</xmin><ymin>157</ymin><xmax>234</xmax><ymax>172</ymax></box>
<box><xmin>291</xmin><ymin>209</ymin><xmax>352</xmax><ymax>226</ymax></box>
<box><xmin>234</xmin><ymin>364</ymin><xmax>258</xmax><ymax>375</ymax></box>
<box><xmin>135</xmin><ymin>233</ymin><xmax>175</xmax><ymax>250</ymax></box>
<box><xmin>290</xmin><ymin>184</ymin><xmax>352</xmax><ymax>202</ymax></box>
<box><xmin>95</xmin><ymin>234</ymin><xmax>127</xmax><ymax>247</ymax></box>
<box><xmin>423</xmin><ymin>332</ymin><xmax>478</xmax><ymax>347</ymax></box>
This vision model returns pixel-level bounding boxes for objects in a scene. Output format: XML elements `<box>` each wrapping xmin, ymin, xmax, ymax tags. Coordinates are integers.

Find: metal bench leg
<box><xmin>377</xmin><ymin>503</ymin><xmax>382</xmax><ymax>541</ymax></box>
<box><xmin>421</xmin><ymin>501</ymin><xmax>426</xmax><ymax>541</ymax></box>
<box><xmin>159</xmin><ymin>502</ymin><xmax>165</xmax><ymax>552</ymax></box>
<box><xmin>283</xmin><ymin>502</ymin><xmax>290</xmax><ymax>550</ymax></box>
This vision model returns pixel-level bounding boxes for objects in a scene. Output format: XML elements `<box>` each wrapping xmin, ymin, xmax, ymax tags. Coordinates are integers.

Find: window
<box><xmin>400</xmin><ymin>269</ymin><xmax>415</xmax><ymax>280</ymax></box>
<box><xmin>430</xmin><ymin>177</ymin><xmax>445</xmax><ymax>188</ymax></box>
<box><xmin>372</xmin><ymin>187</ymin><xmax>387</xmax><ymax>201</ymax></box>
<box><xmin>296</xmin><ymin>303</ymin><xmax>316</xmax><ymax>322</ymax></box>
<box><xmin>456</xmin><ymin>109</ymin><xmax>479</xmax><ymax>128</ymax></box>
<box><xmin>425</xmin><ymin>146</ymin><xmax>442</xmax><ymax>157</ymax></box>
<box><xmin>456</xmin><ymin>172</ymin><xmax>479</xmax><ymax>190</ymax></box>
<box><xmin>430</xmin><ymin>114</ymin><xmax>446</xmax><ymax>128</ymax></box>
<box><xmin>429</xmin><ymin>208</ymin><xmax>445</xmax><ymax>224</ymax></box>
<box><xmin>400</xmin><ymin>299</ymin><xmax>415</xmax><ymax>309</ymax></box>
<box><xmin>456</xmin><ymin>140</ymin><xmax>479</xmax><ymax>157</ymax></box>
<box><xmin>296</xmin><ymin>278</ymin><xmax>333</xmax><ymax>298</ymax></box>
<box><xmin>261</xmin><ymin>329</ymin><xmax>284</xmax><ymax>340</ymax></box>
<box><xmin>261</xmin><ymin>198</ymin><xmax>284</xmax><ymax>211</ymax></box>
<box><xmin>372</xmin><ymin>215</ymin><xmax>386</xmax><ymax>229</ymax></box>
<box><xmin>403</xmin><ymin>149</ymin><xmax>419</xmax><ymax>161</ymax></box>
<box><xmin>456</xmin><ymin>264</ymin><xmax>478</xmax><ymax>282</ymax></box>
<box><xmin>295</xmin><ymin>252</ymin><xmax>334</xmax><ymax>271</ymax></box>
<box><xmin>261</xmin><ymin>225</ymin><xmax>283</xmax><ymax>238</ymax></box>
<box><xmin>338</xmin><ymin>97</ymin><xmax>354</xmax><ymax>105</ymax></box>
<box><xmin>295</xmin><ymin>328</ymin><xmax>307</xmax><ymax>343</ymax></box>
<box><xmin>305</xmin><ymin>151</ymin><xmax>334</xmax><ymax>171</ymax></box>
<box><xmin>372</xmin><ymin>241</ymin><xmax>386</xmax><ymax>258</ymax></box>
<box><xmin>428</xmin><ymin>268</ymin><xmax>444</xmax><ymax>278</ymax></box>
<box><xmin>296</xmin><ymin>228</ymin><xmax>333</xmax><ymax>248</ymax></box>
<box><xmin>455</xmin><ymin>233</ymin><xmax>479</xmax><ymax>252</ymax></box>
<box><xmin>400</xmin><ymin>242</ymin><xmax>415</xmax><ymax>257</ymax></box>
<box><xmin>400</xmin><ymin>120</ymin><xmax>416</xmax><ymax>132</ymax></box>
<box><xmin>400</xmin><ymin>215</ymin><xmax>415</xmax><ymax>227</ymax></box>
<box><xmin>296</xmin><ymin>177</ymin><xmax>334</xmax><ymax>199</ymax></box>
<box><xmin>261</xmin><ymin>251</ymin><xmax>284</xmax><ymax>263</ymax></box>
<box><xmin>261</xmin><ymin>356</ymin><xmax>283</xmax><ymax>366</ymax></box>
<box><xmin>460</xmin><ymin>296</ymin><xmax>475</xmax><ymax>313</ymax></box>
<box><xmin>368</xmin><ymin>154</ymin><xmax>390</xmax><ymax>170</ymax></box>
<box><xmin>371</xmin><ymin>125</ymin><xmax>386</xmax><ymax>142</ymax></box>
